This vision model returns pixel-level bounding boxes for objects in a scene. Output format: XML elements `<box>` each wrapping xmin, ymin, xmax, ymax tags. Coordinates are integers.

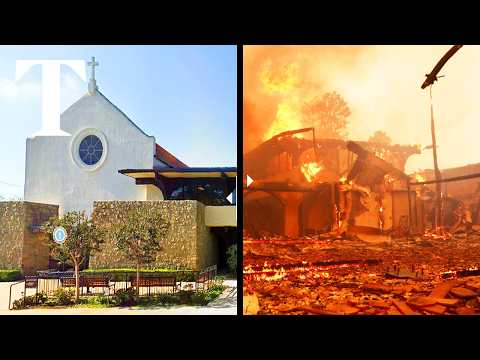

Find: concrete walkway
<box><xmin>0</xmin><ymin>280</ymin><xmax>237</xmax><ymax>315</ymax></box>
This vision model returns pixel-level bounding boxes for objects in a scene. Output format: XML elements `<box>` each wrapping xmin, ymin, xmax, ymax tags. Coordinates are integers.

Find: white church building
<box><xmin>24</xmin><ymin>58</ymin><xmax>236</xmax><ymax>216</ymax></box>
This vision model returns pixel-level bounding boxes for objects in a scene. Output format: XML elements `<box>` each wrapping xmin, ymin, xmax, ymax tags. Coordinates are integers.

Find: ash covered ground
<box><xmin>243</xmin><ymin>232</ymin><xmax>480</xmax><ymax>315</ymax></box>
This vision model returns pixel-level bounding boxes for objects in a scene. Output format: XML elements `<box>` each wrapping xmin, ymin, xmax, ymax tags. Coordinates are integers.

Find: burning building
<box><xmin>244</xmin><ymin>128</ymin><xmax>422</xmax><ymax>238</ymax></box>
<box><xmin>416</xmin><ymin>163</ymin><xmax>480</xmax><ymax>226</ymax></box>
<box><xmin>243</xmin><ymin>45</ymin><xmax>480</xmax><ymax>316</ymax></box>
<box><xmin>243</xmin><ymin>130</ymin><xmax>480</xmax><ymax>316</ymax></box>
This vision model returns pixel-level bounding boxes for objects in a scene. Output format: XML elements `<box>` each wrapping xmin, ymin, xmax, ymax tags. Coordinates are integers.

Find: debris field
<box><xmin>243</xmin><ymin>232</ymin><xmax>480</xmax><ymax>315</ymax></box>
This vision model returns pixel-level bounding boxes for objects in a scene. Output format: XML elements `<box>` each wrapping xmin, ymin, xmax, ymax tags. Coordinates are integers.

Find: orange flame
<box><xmin>415</xmin><ymin>173</ymin><xmax>425</xmax><ymax>182</ymax></box>
<box><xmin>300</xmin><ymin>162</ymin><xmax>323</xmax><ymax>182</ymax></box>
<box><xmin>264</xmin><ymin>101</ymin><xmax>303</xmax><ymax>140</ymax></box>
<box><xmin>260</xmin><ymin>60</ymin><xmax>304</xmax><ymax>140</ymax></box>
<box><xmin>260</xmin><ymin>60</ymin><xmax>300</xmax><ymax>95</ymax></box>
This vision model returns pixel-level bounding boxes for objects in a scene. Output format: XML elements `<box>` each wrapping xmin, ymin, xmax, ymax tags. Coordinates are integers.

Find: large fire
<box><xmin>300</xmin><ymin>162</ymin><xmax>323</xmax><ymax>182</ymax></box>
<box><xmin>244</xmin><ymin>45</ymin><xmax>480</xmax><ymax>316</ymax></box>
<box><xmin>260</xmin><ymin>58</ymin><xmax>304</xmax><ymax>140</ymax></box>
<box><xmin>264</xmin><ymin>101</ymin><xmax>303</xmax><ymax>140</ymax></box>
<box><xmin>260</xmin><ymin>60</ymin><xmax>300</xmax><ymax>94</ymax></box>
<box><xmin>244</xmin><ymin>45</ymin><xmax>480</xmax><ymax>172</ymax></box>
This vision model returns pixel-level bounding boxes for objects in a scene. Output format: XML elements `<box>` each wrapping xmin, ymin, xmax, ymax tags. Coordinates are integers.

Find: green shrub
<box><xmin>0</xmin><ymin>270</ymin><xmax>22</xmax><ymax>282</ymax></box>
<box><xmin>137</xmin><ymin>293</ymin><xmax>178</xmax><ymax>306</ymax></box>
<box><xmin>51</xmin><ymin>287</ymin><xmax>75</xmax><ymax>306</ymax></box>
<box><xmin>77</xmin><ymin>295</ymin><xmax>111</xmax><ymax>307</ymax></box>
<box><xmin>191</xmin><ymin>291</ymin><xmax>210</xmax><ymax>305</ymax></box>
<box><xmin>226</xmin><ymin>244</ymin><xmax>237</xmax><ymax>274</ymax></box>
<box><xmin>154</xmin><ymin>293</ymin><xmax>178</xmax><ymax>305</ymax></box>
<box><xmin>113</xmin><ymin>284</ymin><xmax>225</xmax><ymax>307</ymax></box>
<box><xmin>12</xmin><ymin>292</ymin><xmax>47</xmax><ymax>310</ymax></box>
<box><xmin>112</xmin><ymin>288</ymin><xmax>137</xmax><ymax>307</ymax></box>
<box><xmin>209</xmin><ymin>283</ymin><xmax>226</xmax><ymax>293</ymax></box>
<box><xmin>175</xmin><ymin>290</ymin><xmax>194</xmax><ymax>304</ymax></box>
<box><xmin>82</xmin><ymin>268</ymin><xmax>196</xmax><ymax>282</ymax></box>
<box><xmin>191</xmin><ymin>286</ymin><xmax>224</xmax><ymax>305</ymax></box>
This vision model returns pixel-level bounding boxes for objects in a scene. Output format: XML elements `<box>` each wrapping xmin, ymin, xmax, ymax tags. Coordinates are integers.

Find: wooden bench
<box><xmin>61</xmin><ymin>276</ymin><xmax>114</xmax><ymax>295</ymax></box>
<box><xmin>195</xmin><ymin>265</ymin><xmax>217</xmax><ymax>291</ymax></box>
<box><xmin>129</xmin><ymin>275</ymin><xmax>177</xmax><ymax>295</ymax></box>
<box><xmin>195</xmin><ymin>271</ymin><xmax>208</xmax><ymax>291</ymax></box>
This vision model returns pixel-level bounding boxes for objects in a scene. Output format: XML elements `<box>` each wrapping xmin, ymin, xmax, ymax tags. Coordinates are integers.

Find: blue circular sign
<box><xmin>53</xmin><ymin>226</ymin><xmax>67</xmax><ymax>244</ymax></box>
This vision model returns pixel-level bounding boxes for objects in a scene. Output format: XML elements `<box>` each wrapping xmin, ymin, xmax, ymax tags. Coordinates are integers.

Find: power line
<box><xmin>0</xmin><ymin>180</ymin><xmax>22</xmax><ymax>188</ymax></box>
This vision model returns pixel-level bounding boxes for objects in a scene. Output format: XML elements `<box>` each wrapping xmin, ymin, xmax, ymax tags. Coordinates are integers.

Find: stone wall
<box><xmin>0</xmin><ymin>202</ymin><xmax>58</xmax><ymax>274</ymax></box>
<box><xmin>0</xmin><ymin>202</ymin><xmax>24</xmax><ymax>270</ymax></box>
<box><xmin>196</xmin><ymin>202</ymin><xmax>218</xmax><ymax>270</ymax></box>
<box><xmin>90</xmin><ymin>200</ymin><xmax>216</xmax><ymax>270</ymax></box>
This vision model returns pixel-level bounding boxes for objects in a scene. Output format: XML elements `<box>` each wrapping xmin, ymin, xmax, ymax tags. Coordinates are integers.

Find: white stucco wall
<box><xmin>24</xmin><ymin>91</ymin><xmax>157</xmax><ymax>215</ymax></box>
<box><xmin>144</xmin><ymin>184</ymin><xmax>164</xmax><ymax>200</ymax></box>
<box><xmin>205</xmin><ymin>206</ymin><xmax>237</xmax><ymax>227</ymax></box>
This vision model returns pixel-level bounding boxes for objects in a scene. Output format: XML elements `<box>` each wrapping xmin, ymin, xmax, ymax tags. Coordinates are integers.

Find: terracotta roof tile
<box><xmin>155</xmin><ymin>143</ymin><xmax>188</xmax><ymax>168</ymax></box>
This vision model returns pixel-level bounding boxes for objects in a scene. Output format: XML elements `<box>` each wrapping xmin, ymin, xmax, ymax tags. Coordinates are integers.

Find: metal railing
<box><xmin>8</xmin><ymin>265</ymin><xmax>221</xmax><ymax>309</ymax></box>
<box><xmin>8</xmin><ymin>276</ymin><xmax>39</xmax><ymax>310</ymax></box>
<box><xmin>34</xmin><ymin>266</ymin><xmax>218</xmax><ymax>295</ymax></box>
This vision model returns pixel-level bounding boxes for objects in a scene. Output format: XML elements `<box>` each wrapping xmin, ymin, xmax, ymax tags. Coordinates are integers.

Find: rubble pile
<box><xmin>243</xmin><ymin>232</ymin><xmax>480</xmax><ymax>315</ymax></box>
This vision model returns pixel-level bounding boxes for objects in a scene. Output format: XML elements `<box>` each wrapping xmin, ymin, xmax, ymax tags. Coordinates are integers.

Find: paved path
<box><xmin>0</xmin><ymin>280</ymin><xmax>237</xmax><ymax>315</ymax></box>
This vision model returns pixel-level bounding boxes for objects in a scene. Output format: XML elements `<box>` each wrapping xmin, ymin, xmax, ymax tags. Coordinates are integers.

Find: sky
<box><xmin>0</xmin><ymin>45</ymin><xmax>237</xmax><ymax>199</ymax></box>
<box><xmin>244</xmin><ymin>45</ymin><xmax>480</xmax><ymax>175</ymax></box>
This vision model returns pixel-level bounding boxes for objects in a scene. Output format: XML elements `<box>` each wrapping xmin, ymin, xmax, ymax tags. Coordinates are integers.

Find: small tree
<box><xmin>302</xmin><ymin>91</ymin><xmax>351</xmax><ymax>139</ymax></box>
<box><xmin>368</xmin><ymin>130</ymin><xmax>392</xmax><ymax>159</ymax></box>
<box><xmin>369</xmin><ymin>130</ymin><xmax>392</xmax><ymax>146</ymax></box>
<box><xmin>226</xmin><ymin>244</ymin><xmax>237</xmax><ymax>275</ymax></box>
<box><xmin>43</xmin><ymin>211</ymin><xmax>104</xmax><ymax>301</ymax></box>
<box><xmin>111</xmin><ymin>207</ymin><xmax>169</xmax><ymax>296</ymax></box>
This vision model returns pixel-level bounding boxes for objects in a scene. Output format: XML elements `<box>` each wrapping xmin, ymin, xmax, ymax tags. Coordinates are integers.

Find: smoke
<box><xmin>244</xmin><ymin>45</ymin><xmax>480</xmax><ymax>173</ymax></box>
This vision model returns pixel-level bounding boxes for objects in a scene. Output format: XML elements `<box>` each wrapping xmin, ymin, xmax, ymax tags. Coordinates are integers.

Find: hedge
<box><xmin>82</xmin><ymin>268</ymin><xmax>196</xmax><ymax>282</ymax></box>
<box><xmin>0</xmin><ymin>270</ymin><xmax>22</xmax><ymax>282</ymax></box>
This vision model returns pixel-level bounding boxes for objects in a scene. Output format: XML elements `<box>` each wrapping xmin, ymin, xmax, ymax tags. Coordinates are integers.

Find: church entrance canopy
<box><xmin>119</xmin><ymin>167</ymin><xmax>237</xmax><ymax>206</ymax></box>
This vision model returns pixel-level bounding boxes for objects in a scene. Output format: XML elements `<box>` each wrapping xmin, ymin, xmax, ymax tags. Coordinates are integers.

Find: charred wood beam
<box><xmin>441</xmin><ymin>267</ymin><xmax>480</xmax><ymax>279</ymax></box>
<box><xmin>271</xmin><ymin>127</ymin><xmax>314</xmax><ymax>140</ymax></box>
<box><xmin>346</xmin><ymin>141</ymin><xmax>409</xmax><ymax>182</ymax></box>
<box><xmin>244</xmin><ymin>182</ymin><xmax>332</xmax><ymax>193</ymax></box>
<box><xmin>346</xmin><ymin>141</ymin><xmax>369</xmax><ymax>158</ymax></box>
<box><xmin>245</xmin><ymin>185</ymin><xmax>316</xmax><ymax>193</ymax></box>
<box><xmin>407</xmin><ymin>181</ymin><xmax>412</xmax><ymax>234</ymax></box>
<box><xmin>245</xmin><ymin>258</ymin><xmax>382</xmax><ymax>273</ymax></box>
<box><xmin>421</xmin><ymin>45</ymin><xmax>463</xmax><ymax>89</ymax></box>
<box><xmin>411</xmin><ymin>172</ymin><xmax>480</xmax><ymax>186</ymax></box>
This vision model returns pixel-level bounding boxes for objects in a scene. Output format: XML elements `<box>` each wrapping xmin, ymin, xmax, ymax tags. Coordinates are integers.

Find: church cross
<box><xmin>87</xmin><ymin>56</ymin><xmax>99</xmax><ymax>81</ymax></box>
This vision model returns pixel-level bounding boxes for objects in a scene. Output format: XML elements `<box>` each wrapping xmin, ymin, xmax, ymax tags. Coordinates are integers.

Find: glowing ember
<box><xmin>384</xmin><ymin>174</ymin><xmax>396</xmax><ymax>183</ymax></box>
<box><xmin>300</xmin><ymin>162</ymin><xmax>323</xmax><ymax>182</ymax></box>
<box><xmin>415</xmin><ymin>173</ymin><xmax>425</xmax><ymax>182</ymax></box>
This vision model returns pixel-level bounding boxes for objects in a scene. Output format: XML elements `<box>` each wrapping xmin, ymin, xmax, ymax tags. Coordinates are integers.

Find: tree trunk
<box><xmin>136</xmin><ymin>262</ymin><xmax>140</xmax><ymax>297</ymax></box>
<box><xmin>74</xmin><ymin>261</ymin><xmax>80</xmax><ymax>302</ymax></box>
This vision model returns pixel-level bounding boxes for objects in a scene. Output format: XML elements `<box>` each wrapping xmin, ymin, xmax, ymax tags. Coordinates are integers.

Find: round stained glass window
<box><xmin>78</xmin><ymin>135</ymin><xmax>103</xmax><ymax>166</ymax></box>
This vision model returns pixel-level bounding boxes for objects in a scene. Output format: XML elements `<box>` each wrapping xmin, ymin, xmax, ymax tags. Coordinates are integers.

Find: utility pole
<box><xmin>429</xmin><ymin>86</ymin><xmax>443</xmax><ymax>230</ymax></box>
<box><xmin>421</xmin><ymin>45</ymin><xmax>463</xmax><ymax>232</ymax></box>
